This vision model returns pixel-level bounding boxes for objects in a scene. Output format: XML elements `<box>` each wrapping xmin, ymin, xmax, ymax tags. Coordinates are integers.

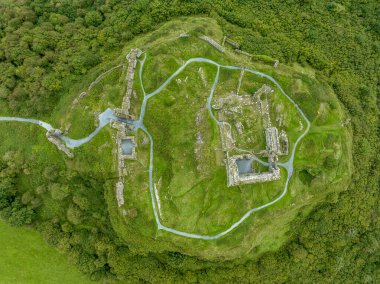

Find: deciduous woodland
<box><xmin>0</xmin><ymin>1</ymin><xmax>378</xmax><ymax>283</ymax></box>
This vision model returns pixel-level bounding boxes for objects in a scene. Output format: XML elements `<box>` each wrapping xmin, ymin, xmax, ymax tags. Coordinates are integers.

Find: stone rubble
<box><xmin>265</xmin><ymin>127</ymin><xmax>280</xmax><ymax>154</ymax></box>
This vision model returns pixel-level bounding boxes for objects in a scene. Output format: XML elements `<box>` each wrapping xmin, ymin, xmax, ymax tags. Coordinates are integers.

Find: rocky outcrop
<box><xmin>46</xmin><ymin>129</ymin><xmax>74</xmax><ymax>158</ymax></box>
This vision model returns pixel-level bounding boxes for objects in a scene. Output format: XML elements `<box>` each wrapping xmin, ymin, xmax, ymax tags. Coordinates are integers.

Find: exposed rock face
<box><xmin>46</xmin><ymin>130</ymin><xmax>74</xmax><ymax>158</ymax></box>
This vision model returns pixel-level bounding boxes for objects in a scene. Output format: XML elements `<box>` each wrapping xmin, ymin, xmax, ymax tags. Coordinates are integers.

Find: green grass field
<box><xmin>0</xmin><ymin>221</ymin><xmax>93</xmax><ymax>284</ymax></box>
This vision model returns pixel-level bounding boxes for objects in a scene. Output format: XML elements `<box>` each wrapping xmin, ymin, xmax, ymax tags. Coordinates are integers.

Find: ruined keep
<box><xmin>214</xmin><ymin>83</ymin><xmax>289</xmax><ymax>187</ymax></box>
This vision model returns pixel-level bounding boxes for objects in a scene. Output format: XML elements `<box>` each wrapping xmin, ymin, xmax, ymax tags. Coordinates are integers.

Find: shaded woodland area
<box><xmin>0</xmin><ymin>0</ymin><xmax>378</xmax><ymax>282</ymax></box>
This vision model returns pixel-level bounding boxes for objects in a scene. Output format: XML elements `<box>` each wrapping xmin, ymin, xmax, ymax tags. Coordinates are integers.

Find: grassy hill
<box><xmin>0</xmin><ymin>0</ymin><xmax>377</xmax><ymax>282</ymax></box>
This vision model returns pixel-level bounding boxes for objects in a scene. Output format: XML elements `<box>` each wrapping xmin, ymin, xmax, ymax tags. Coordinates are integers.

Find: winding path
<box><xmin>136</xmin><ymin>56</ymin><xmax>310</xmax><ymax>239</ymax></box>
<box><xmin>0</xmin><ymin>55</ymin><xmax>310</xmax><ymax>240</ymax></box>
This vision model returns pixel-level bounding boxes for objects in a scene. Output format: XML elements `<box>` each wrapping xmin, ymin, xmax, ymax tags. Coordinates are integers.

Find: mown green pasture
<box><xmin>0</xmin><ymin>220</ymin><xmax>94</xmax><ymax>284</ymax></box>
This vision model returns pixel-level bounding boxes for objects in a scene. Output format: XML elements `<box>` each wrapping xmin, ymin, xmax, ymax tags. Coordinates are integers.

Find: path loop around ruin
<box><xmin>136</xmin><ymin>57</ymin><xmax>310</xmax><ymax>239</ymax></box>
<box><xmin>0</xmin><ymin>56</ymin><xmax>310</xmax><ymax>240</ymax></box>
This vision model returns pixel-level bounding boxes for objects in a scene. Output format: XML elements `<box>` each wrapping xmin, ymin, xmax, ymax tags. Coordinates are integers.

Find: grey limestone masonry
<box><xmin>213</xmin><ymin>83</ymin><xmax>288</xmax><ymax>187</ymax></box>
<box><xmin>111</xmin><ymin>48</ymin><xmax>141</xmax><ymax>208</ymax></box>
<box><xmin>123</xmin><ymin>48</ymin><xmax>142</xmax><ymax>113</ymax></box>
<box><xmin>265</xmin><ymin>127</ymin><xmax>280</xmax><ymax>154</ymax></box>
<box><xmin>116</xmin><ymin>181</ymin><xmax>124</xmax><ymax>207</ymax></box>
<box><xmin>234</xmin><ymin>49</ymin><xmax>253</xmax><ymax>58</ymax></box>
<box><xmin>279</xmin><ymin>130</ymin><xmax>289</xmax><ymax>155</ymax></box>
<box><xmin>219</xmin><ymin>122</ymin><xmax>235</xmax><ymax>151</ymax></box>
<box><xmin>199</xmin><ymin>35</ymin><xmax>225</xmax><ymax>53</ymax></box>
<box><xmin>222</xmin><ymin>36</ymin><xmax>240</xmax><ymax>49</ymax></box>
<box><xmin>226</xmin><ymin>154</ymin><xmax>280</xmax><ymax>186</ymax></box>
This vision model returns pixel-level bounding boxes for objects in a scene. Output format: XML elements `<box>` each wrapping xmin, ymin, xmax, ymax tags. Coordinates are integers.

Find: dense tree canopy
<box><xmin>0</xmin><ymin>0</ymin><xmax>378</xmax><ymax>283</ymax></box>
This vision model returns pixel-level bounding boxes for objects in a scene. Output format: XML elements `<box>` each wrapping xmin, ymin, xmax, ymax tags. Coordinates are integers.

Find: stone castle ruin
<box><xmin>111</xmin><ymin>48</ymin><xmax>142</xmax><ymax>207</ymax></box>
<box><xmin>214</xmin><ymin>83</ymin><xmax>289</xmax><ymax>187</ymax></box>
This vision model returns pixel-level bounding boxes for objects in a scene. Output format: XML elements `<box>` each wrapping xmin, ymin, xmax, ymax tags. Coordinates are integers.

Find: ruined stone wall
<box><xmin>234</xmin><ymin>49</ymin><xmax>252</xmax><ymax>58</ymax></box>
<box><xmin>219</xmin><ymin>122</ymin><xmax>235</xmax><ymax>151</ymax></box>
<box><xmin>265</xmin><ymin>127</ymin><xmax>280</xmax><ymax>154</ymax></box>
<box><xmin>116</xmin><ymin>181</ymin><xmax>124</xmax><ymax>207</ymax></box>
<box><xmin>123</xmin><ymin>48</ymin><xmax>142</xmax><ymax>115</ymax></box>
<box><xmin>199</xmin><ymin>36</ymin><xmax>225</xmax><ymax>53</ymax></box>
<box><xmin>226</xmin><ymin>153</ymin><xmax>281</xmax><ymax>187</ymax></box>
<box><xmin>238</xmin><ymin>166</ymin><xmax>280</xmax><ymax>184</ymax></box>
<box><xmin>279</xmin><ymin>130</ymin><xmax>289</xmax><ymax>155</ymax></box>
<box><xmin>112</xmin><ymin>48</ymin><xmax>141</xmax><ymax>208</ymax></box>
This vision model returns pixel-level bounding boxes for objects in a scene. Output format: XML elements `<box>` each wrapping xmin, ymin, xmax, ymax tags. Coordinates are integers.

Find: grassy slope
<box><xmin>0</xmin><ymin>221</ymin><xmax>93</xmax><ymax>284</ymax></box>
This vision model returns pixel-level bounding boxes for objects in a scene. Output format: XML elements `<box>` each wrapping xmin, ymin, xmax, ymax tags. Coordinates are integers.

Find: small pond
<box><xmin>236</xmin><ymin>158</ymin><xmax>253</xmax><ymax>175</ymax></box>
<box><xmin>121</xmin><ymin>138</ymin><xmax>135</xmax><ymax>155</ymax></box>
